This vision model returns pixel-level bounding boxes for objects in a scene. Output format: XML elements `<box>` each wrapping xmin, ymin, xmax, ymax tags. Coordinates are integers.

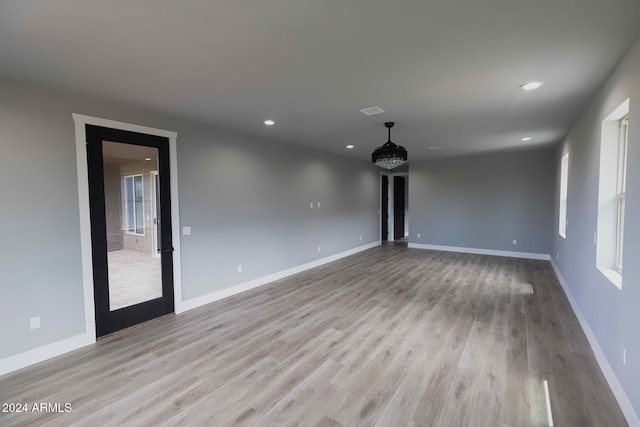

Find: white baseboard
<box><xmin>0</xmin><ymin>242</ymin><xmax>380</xmax><ymax>377</ymax></box>
<box><xmin>0</xmin><ymin>332</ymin><xmax>94</xmax><ymax>377</ymax></box>
<box><xmin>550</xmin><ymin>260</ymin><xmax>640</xmax><ymax>427</ymax></box>
<box><xmin>178</xmin><ymin>241</ymin><xmax>381</xmax><ymax>313</ymax></box>
<box><xmin>407</xmin><ymin>243</ymin><xmax>550</xmax><ymax>260</ymax></box>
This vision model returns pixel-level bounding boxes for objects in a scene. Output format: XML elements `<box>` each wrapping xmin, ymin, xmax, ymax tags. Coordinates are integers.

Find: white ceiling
<box><xmin>1</xmin><ymin>0</ymin><xmax>639</xmax><ymax>163</ymax></box>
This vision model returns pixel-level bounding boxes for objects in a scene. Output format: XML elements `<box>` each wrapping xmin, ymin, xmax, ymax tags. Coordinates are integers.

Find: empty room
<box><xmin>1</xmin><ymin>1</ymin><xmax>639</xmax><ymax>426</ymax></box>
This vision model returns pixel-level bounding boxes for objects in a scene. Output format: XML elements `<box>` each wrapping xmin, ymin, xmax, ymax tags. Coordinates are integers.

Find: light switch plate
<box><xmin>182</xmin><ymin>226</ymin><xmax>192</xmax><ymax>236</ymax></box>
<box><xmin>30</xmin><ymin>316</ymin><xmax>40</xmax><ymax>330</ymax></box>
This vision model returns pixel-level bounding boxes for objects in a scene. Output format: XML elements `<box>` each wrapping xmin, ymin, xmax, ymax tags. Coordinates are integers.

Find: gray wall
<box><xmin>178</xmin><ymin>126</ymin><xmax>380</xmax><ymax>299</ymax></box>
<box><xmin>409</xmin><ymin>149</ymin><xmax>555</xmax><ymax>255</ymax></box>
<box><xmin>0</xmin><ymin>78</ymin><xmax>379</xmax><ymax>360</ymax></box>
<box><xmin>552</xmin><ymin>36</ymin><xmax>640</xmax><ymax>416</ymax></box>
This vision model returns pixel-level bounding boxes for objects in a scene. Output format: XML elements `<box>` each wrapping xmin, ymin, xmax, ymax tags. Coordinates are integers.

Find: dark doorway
<box><xmin>381</xmin><ymin>175</ymin><xmax>389</xmax><ymax>242</ymax></box>
<box><xmin>86</xmin><ymin>125</ymin><xmax>175</xmax><ymax>338</ymax></box>
<box><xmin>394</xmin><ymin>176</ymin><xmax>406</xmax><ymax>240</ymax></box>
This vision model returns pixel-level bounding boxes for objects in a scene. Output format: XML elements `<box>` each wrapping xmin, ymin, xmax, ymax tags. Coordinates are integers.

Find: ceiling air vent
<box><xmin>360</xmin><ymin>106</ymin><xmax>385</xmax><ymax>116</ymax></box>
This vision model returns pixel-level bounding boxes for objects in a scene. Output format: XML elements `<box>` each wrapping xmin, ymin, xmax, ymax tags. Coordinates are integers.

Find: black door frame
<box><xmin>393</xmin><ymin>176</ymin><xmax>406</xmax><ymax>240</ymax></box>
<box><xmin>86</xmin><ymin>124</ymin><xmax>175</xmax><ymax>337</ymax></box>
<box><xmin>381</xmin><ymin>175</ymin><xmax>389</xmax><ymax>242</ymax></box>
<box><xmin>380</xmin><ymin>171</ymin><xmax>409</xmax><ymax>242</ymax></box>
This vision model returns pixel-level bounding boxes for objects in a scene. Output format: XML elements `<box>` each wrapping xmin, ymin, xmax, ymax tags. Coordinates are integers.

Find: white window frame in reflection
<box><xmin>124</xmin><ymin>174</ymin><xmax>145</xmax><ymax>236</ymax></box>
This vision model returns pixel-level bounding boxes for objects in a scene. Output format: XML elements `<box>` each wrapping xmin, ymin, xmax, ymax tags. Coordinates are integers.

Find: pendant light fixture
<box><xmin>372</xmin><ymin>122</ymin><xmax>407</xmax><ymax>170</ymax></box>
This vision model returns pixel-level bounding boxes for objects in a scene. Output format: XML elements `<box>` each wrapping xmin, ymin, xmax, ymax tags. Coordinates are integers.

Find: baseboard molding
<box><xmin>407</xmin><ymin>243</ymin><xmax>551</xmax><ymax>260</ymax></box>
<box><xmin>550</xmin><ymin>260</ymin><xmax>640</xmax><ymax>427</ymax></box>
<box><xmin>0</xmin><ymin>332</ymin><xmax>94</xmax><ymax>377</ymax></box>
<box><xmin>178</xmin><ymin>241</ymin><xmax>380</xmax><ymax>313</ymax></box>
<box><xmin>1</xmin><ymin>242</ymin><xmax>380</xmax><ymax>377</ymax></box>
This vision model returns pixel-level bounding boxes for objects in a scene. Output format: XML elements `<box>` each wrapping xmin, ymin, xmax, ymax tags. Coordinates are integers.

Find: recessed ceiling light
<box><xmin>429</xmin><ymin>146</ymin><xmax>443</xmax><ymax>150</ymax></box>
<box><xmin>520</xmin><ymin>137</ymin><xmax>532</xmax><ymax>141</ymax></box>
<box><xmin>346</xmin><ymin>145</ymin><xmax>354</xmax><ymax>149</ymax></box>
<box><xmin>144</xmin><ymin>157</ymin><xmax>152</xmax><ymax>161</ymax></box>
<box><xmin>264</xmin><ymin>120</ymin><xmax>275</xmax><ymax>126</ymax></box>
<box><xmin>519</xmin><ymin>81</ymin><xmax>544</xmax><ymax>91</ymax></box>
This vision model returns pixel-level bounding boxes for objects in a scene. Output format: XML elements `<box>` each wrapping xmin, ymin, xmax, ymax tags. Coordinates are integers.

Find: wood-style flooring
<box><xmin>0</xmin><ymin>243</ymin><xmax>627</xmax><ymax>426</ymax></box>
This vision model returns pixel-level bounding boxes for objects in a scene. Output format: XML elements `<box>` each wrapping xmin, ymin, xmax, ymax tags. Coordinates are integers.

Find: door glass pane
<box><xmin>102</xmin><ymin>141</ymin><xmax>162</xmax><ymax>311</ymax></box>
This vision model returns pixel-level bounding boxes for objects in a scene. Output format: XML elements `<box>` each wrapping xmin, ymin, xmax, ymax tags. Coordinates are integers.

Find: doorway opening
<box><xmin>381</xmin><ymin>172</ymin><xmax>409</xmax><ymax>244</ymax></box>
<box><xmin>74</xmin><ymin>114</ymin><xmax>182</xmax><ymax>343</ymax></box>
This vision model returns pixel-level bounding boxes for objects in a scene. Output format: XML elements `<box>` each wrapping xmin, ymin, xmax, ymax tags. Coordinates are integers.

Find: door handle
<box><xmin>161</xmin><ymin>247</ymin><xmax>174</xmax><ymax>253</ymax></box>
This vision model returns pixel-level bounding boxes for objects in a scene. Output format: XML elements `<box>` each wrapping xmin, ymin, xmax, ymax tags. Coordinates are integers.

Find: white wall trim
<box><xmin>180</xmin><ymin>241</ymin><xmax>380</xmax><ymax>312</ymax></box>
<box><xmin>550</xmin><ymin>260</ymin><xmax>640</xmax><ymax>427</ymax></box>
<box><xmin>72</xmin><ymin>116</ymin><xmax>97</xmax><ymax>346</ymax></box>
<box><xmin>0</xmin><ymin>334</ymin><xmax>94</xmax><ymax>377</ymax></box>
<box><xmin>71</xmin><ymin>114</ymin><xmax>183</xmax><ymax>338</ymax></box>
<box><xmin>407</xmin><ymin>243</ymin><xmax>551</xmax><ymax>260</ymax></box>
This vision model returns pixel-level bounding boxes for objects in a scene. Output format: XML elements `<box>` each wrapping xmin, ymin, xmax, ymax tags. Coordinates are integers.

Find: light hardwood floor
<box><xmin>0</xmin><ymin>243</ymin><xmax>627</xmax><ymax>426</ymax></box>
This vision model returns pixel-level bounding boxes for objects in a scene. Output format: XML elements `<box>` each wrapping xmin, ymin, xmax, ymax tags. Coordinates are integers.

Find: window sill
<box><xmin>598</xmin><ymin>267</ymin><xmax>622</xmax><ymax>290</ymax></box>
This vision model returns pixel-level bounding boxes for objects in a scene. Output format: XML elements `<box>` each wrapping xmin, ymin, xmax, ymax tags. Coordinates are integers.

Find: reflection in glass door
<box><xmin>103</xmin><ymin>142</ymin><xmax>162</xmax><ymax>311</ymax></box>
<box><xmin>151</xmin><ymin>171</ymin><xmax>161</xmax><ymax>259</ymax></box>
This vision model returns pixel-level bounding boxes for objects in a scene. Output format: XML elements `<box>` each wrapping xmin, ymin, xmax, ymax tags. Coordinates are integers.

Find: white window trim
<box><xmin>614</xmin><ymin>116</ymin><xmax>628</xmax><ymax>272</ymax></box>
<box><xmin>596</xmin><ymin>99</ymin><xmax>628</xmax><ymax>290</ymax></box>
<box><xmin>559</xmin><ymin>153</ymin><xmax>569</xmax><ymax>238</ymax></box>
<box><xmin>124</xmin><ymin>174</ymin><xmax>145</xmax><ymax>236</ymax></box>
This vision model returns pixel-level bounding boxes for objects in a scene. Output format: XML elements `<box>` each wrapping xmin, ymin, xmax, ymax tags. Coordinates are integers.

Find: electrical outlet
<box><xmin>237</xmin><ymin>265</ymin><xmax>242</xmax><ymax>273</ymax></box>
<box><xmin>417</xmin><ymin>233</ymin><xmax>421</xmax><ymax>238</ymax></box>
<box><xmin>359</xmin><ymin>235</ymin><xmax>362</xmax><ymax>240</ymax></box>
<box><xmin>594</xmin><ymin>232</ymin><xmax>597</xmax><ymax>245</ymax></box>
<box><xmin>182</xmin><ymin>226</ymin><xmax>192</xmax><ymax>236</ymax></box>
<box><xmin>623</xmin><ymin>347</ymin><xmax>627</xmax><ymax>365</ymax></box>
<box><xmin>30</xmin><ymin>316</ymin><xmax>40</xmax><ymax>330</ymax></box>
<box><xmin>310</xmin><ymin>202</ymin><xmax>314</xmax><ymax>208</ymax></box>
<box><xmin>513</xmin><ymin>239</ymin><xmax>517</xmax><ymax>245</ymax></box>
<box><xmin>318</xmin><ymin>246</ymin><xmax>322</xmax><ymax>252</ymax></box>
<box><xmin>317</xmin><ymin>202</ymin><xmax>320</xmax><ymax>208</ymax></box>
<box><xmin>557</xmin><ymin>252</ymin><xmax>560</xmax><ymax>260</ymax></box>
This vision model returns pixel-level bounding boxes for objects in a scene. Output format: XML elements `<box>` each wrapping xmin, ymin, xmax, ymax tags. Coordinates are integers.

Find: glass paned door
<box><xmin>87</xmin><ymin>125</ymin><xmax>174</xmax><ymax>337</ymax></box>
<box><xmin>102</xmin><ymin>141</ymin><xmax>162</xmax><ymax>311</ymax></box>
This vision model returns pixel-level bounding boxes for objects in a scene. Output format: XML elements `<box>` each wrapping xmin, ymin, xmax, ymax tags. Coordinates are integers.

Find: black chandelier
<box><xmin>371</xmin><ymin>122</ymin><xmax>407</xmax><ymax>170</ymax></box>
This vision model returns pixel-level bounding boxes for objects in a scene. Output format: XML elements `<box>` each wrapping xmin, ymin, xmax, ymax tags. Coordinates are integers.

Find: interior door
<box><xmin>86</xmin><ymin>125</ymin><xmax>174</xmax><ymax>338</ymax></box>
<box><xmin>394</xmin><ymin>176</ymin><xmax>406</xmax><ymax>240</ymax></box>
<box><xmin>382</xmin><ymin>175</ymin><xmax>389</xmax><ymax>242</ymax></box>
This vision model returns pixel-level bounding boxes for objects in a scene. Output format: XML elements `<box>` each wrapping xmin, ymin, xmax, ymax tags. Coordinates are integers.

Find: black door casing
<box><xmin>394</xmin><ymin>176</ymin><xmax>406</xmax><ymax>240</ymax></box>
<box><xmin>382</xmin><ymin>175</ymin><xmax>389</xmax><ymax>242</ymax></box>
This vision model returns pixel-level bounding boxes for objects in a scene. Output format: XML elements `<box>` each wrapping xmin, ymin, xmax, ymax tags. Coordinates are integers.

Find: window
<box><xmin>596</xmin><ymin>99</ymin><xmax>629</xmax><ymax>289</ymax></box>
<box><xmin>124</xmin><ymin>174</ymin><xmax>144</xmax><ymax>235</ymax></box>
<box><xmin>615</xmin><ymin>116</ymin><xmax>628</xmax><ymax>271</ymax></box>
<box><xmin>559</xmin><ymin>153</ymin><xmax>569</xmax><ymax>238</ymax></box>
